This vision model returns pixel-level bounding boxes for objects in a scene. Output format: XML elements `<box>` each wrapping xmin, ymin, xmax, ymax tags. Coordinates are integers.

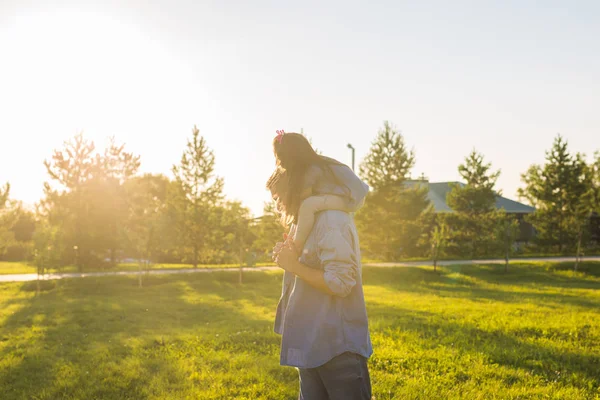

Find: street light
<box><xmin>73</xmin><ymin>245</ymin><xmax>79</xmax><ymax>272</ymax></box>
<box><xmin>347</xmin><ymin>143</ymin><xmax>355</xmax><ymax>171</ymax></box>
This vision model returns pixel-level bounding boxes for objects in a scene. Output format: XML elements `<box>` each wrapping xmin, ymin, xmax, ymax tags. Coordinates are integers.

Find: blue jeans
<box><xmin>298</xmin><ymin>352</ymin><xmax>371</xmax><ymax>400</ymax></box>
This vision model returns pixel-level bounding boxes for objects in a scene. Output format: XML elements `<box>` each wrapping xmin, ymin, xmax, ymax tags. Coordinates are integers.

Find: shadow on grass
<box><xmin>1</xmin><ymin>264</ymin><xmax>598</xmax><ymax>399</ymax></box>
<box><xmin>468</xmin><ymin>261</ymin><xmax>600</xmax><ymax>288</ymax></box>
<box><xmin>367</xmin><ymin>302</ymin><xmax>600</xmax><ymax>392</ymax></box>
<box><xmin>363</xmin><ymin>263</ymin><xmax>600</xmax><ymax>309</ymax></box>
<box><xmin>0</xmin><ymin>272</ymin><xmax>292</xmax><ymax>400</ymax></box>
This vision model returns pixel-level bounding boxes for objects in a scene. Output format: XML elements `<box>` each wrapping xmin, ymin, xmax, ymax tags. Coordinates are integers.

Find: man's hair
<box><xmin>266</xmin><ymin>167</ymin><xmax>293</xmax><ymax>226</ymax></box>
<box><xmin>266</xmin><ymin>166</ymin><xmax>286</xmax><ymax>192</ymax></box>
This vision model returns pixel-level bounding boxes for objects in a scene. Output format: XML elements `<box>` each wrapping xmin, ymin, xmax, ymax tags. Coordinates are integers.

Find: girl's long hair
<box><xmin>273</xmin><ymin>132</ymin><xmax>348</xmax><ymax>222</ymax></box>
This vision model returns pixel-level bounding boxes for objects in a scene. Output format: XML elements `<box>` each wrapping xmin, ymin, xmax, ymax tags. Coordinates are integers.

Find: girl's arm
<box><xmin>333</xmin><ymin>164</ymin><xmax>369</xmax><ymax>211</ymax></box>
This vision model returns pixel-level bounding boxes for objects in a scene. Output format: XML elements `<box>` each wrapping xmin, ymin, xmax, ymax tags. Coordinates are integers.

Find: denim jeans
<box><xmin>298</xmin><ymin>352</ymin><xmax>371</xmax><ymax>400</ymax></box>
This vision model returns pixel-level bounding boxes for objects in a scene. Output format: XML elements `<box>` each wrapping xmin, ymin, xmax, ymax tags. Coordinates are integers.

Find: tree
<box><xmin>0</xmin><ymin>183</ymin><xmax>8</xmax><ymax>207</ymax></box>
<box><xmin>495</xmin><ymin>213</ymin><xmax>521</xmax><ymax>272</ymax></box>
<box><xmin>204</xmin><ymin>201</ymin><xmax>254</xmax><ymax>265</ymax></box>
<box><xmin>359</xmin><ymin>121</ymin><xmax>415</xmax><ymax>192</ymax></box>
<box><xmin>572</xmin><ymin>189</ymin><xmax>595</xmax><ymax>271</ymax></box>
<box><xmin>356</xmin><ymin>122</ymin><xmax>432</xmax><ymax>260</ymax></box>
<box><xmin>252</xmin><ymin>202</ymin><xmax>286</xmax><ymax>261</ymax></box>
<box><xmin>1</xmin><ymin>202</ymin><xmax>36</xmax><ymax>261</ymax></box>
<box><xmin>40</xmin><ymin>133</ymin><xmax>96</xmax><ymax>269</ymax></box>
<box><xmin>123</xmin><ymin>174</ymin><xmax>170</xmax><ymax>286</ymax></box>
<box><xmin>518</xmin><ymin>135</ymin><xmax>591</xmax><ymax>253</ymax></box>
<box><xmin>0</xmin><ymin>183</ymin><xmax>16</xmax><ymax>258</ymax></box>
<box><xmin>32</xmin><ymin>220</ymin><xmax>64</xmax><ymax>276</ymax></box>
<box><xmin>206</xmin><ymin>201</ymin><xmax>255</xmax><ymax>283</ymax></box>
<box><xmin>40</xmin><ymin>133</ymin><xmax>140</xmax><ymax>270</ymax></box>
<box><xmin>87</xmin><ymin>137</ymin><xmax>141</xmax><ymax>265</ymax></box>
<box><xmin>430</xmin><ymin>221</ymin><xmax>449</xmax><ymax>272</ymax></box>
<box><xmin>170</xmin><ymin>126</ymin><xmax>224</xmax><ymax>267</ymax></box>
<box><xmin>445</xmin><ymin>150</ymin><xmax>504</xmax><ymax>258</ymax></box>
<box><xmin>570</xmin><ymin>153</ymin><xmax>599</xmax><ymax>271</ymax></box>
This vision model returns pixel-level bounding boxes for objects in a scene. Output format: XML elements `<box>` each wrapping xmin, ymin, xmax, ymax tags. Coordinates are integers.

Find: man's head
<box><xmin>266</xmin><ymin>167</ymin><xmax>292</xmax><ymax>225</ymax></box>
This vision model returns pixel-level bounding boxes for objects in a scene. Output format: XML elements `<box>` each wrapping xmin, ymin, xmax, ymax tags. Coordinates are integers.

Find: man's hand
<box><xmin>275</xmin><ymin>242</ymin><xmax>335</xmax><ymax>296</ymax></box>
<box><xmin>275</xmin><ymin>242</ymin><xmax>301</xmax><ymax>273</ymax></box>
<box><xmin>271</xmin><ymin>233</ymin><xmax>289</xmax><ymax>262</ymax></box>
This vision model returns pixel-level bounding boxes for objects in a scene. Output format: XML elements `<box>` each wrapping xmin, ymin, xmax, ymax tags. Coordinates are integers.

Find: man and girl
<box><xmin>266</xmin><ymin>130</ymin><xmax>372</xmax><ymax>400</ymax></box>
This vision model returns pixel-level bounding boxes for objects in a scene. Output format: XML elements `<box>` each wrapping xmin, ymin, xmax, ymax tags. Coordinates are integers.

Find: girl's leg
<box><xmin>294</xmin><ymin>195</ymin><xmax>351</xmax><ymax>252</ymax></box>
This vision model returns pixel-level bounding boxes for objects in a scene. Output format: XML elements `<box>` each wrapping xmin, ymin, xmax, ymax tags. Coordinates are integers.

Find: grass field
<box><xmin>0</xmin><ymin>262</ymin><xmax>599</xmax><ymax>399</ymax></box>
<box><xmin>0</xmin><ymin>261</ymin><xmax>276</xmax><ymax>276</ymax></box>
<box><xmin>0</xmin><ymin>262</ymin><xmax>38</xmax><ymax>275</ymax></box>
<box><xmin>2</xmin><ymin>255</ymin><xmax>597</xmax><ymax>276</ymax></box>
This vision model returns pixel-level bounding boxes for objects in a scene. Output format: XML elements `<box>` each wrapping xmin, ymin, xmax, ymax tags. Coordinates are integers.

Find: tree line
<box><xmin>356</xmin><ymin>123</ymin><xmax>600</xmax><ymax>267</ymax></box>
<box><xmin>1</xmin><ymin>127</ymin><xmax>283</xmax><ymax>271</ymax></box>
<box><xmin>1</xmin><ymin>123</ymin><xmax>599</xmax><ymax>271</ymax></box>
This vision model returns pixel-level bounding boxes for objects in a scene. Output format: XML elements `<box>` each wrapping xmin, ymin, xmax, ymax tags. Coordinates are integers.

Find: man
<box><xmin>268</xmin><ymin>167</ymin><xmax>373</xmax><ymax>400</ymax></box>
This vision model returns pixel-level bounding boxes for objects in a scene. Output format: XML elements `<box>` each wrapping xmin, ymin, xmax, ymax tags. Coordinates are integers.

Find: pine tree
<box><xmin>359</xmin><ymin>121</ymin><xmax>415</xmax><ymax>191</ymax></box>
<box><xmin>171</xmin><ymin>126</ymin><xmax>224</xmax><ymax>268</ymax></box>
<box><xmin>41</xmin><ymin>134</ymin><xmax>96</xmax><ymax>270</ymax></box>
<box><xmin>518</xmin><ymin>135</ymin><xmax>591</xmax><ymax>253</ymax></box>
<box><xmin>445</xmin><ymin>150</ymin><xmax>503</xmax><ymax>258</ymax></box>
<box><xmin>356</xmin><ymin>121</ymin><xmax>431</xmax><ymax>260</ymax></box>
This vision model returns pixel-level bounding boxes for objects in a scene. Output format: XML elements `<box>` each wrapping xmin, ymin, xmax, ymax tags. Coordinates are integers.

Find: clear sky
<box><xmin>1</xmin><ymin>0</ymin><xmax>599</xmax><ymax>216</ymax></box>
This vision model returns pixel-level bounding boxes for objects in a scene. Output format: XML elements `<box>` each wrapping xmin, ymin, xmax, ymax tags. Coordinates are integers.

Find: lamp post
<box><xmin>347</xmin><ymin>143</ymin><xmax>355</xmax><ymax>171</ymax></box>
<box><xmin>73</xmin><ymin>245</ymin><xmax>79</xmax><ymax>272</ymax></box>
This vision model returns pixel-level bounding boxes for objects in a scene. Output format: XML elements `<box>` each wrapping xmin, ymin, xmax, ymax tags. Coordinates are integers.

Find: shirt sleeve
<box><xmin>331</xmin><ymin>165</ymin><xmax>370</xmax><ymax>210</ymax></box>
<box><xmin>317</xmin><ymin>226</ymin><xmax>358</xmax><ymax>297</ymax></box>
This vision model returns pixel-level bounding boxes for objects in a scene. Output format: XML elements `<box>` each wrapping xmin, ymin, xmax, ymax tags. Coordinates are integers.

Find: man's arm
<box><xmin>280</xmin><ymin>257</ymin><xmax>336</xmax><ymax>296</ymax></box>
<box><xmin>318</xmin><ymin>227</ymin><xmax>358</xmax><ymax>297</ymax></box>
<box><xmin>276</xmin><ymin>224</ymin><xmax>358</xmax><ymax>297</ymax></box>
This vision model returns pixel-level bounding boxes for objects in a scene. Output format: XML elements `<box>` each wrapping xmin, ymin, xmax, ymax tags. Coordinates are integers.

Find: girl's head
<box><xmin>271</xmin><ymin>131</ymin><xmax>345</xmax><ymax>222</ymax></box>
<box><xmin>272</xmin><ymin>132</ymin><xmax>321</xmax><ymax>170</ymax></box>
<box><xmin>272</xmin><ymin>132</ymin><xmax>321</xmax><ymax>222</ymax></box>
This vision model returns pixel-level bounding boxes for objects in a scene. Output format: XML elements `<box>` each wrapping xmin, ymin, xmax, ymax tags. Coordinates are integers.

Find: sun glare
<box><xmin>1</xmin><ymin>10</ymin><xmax>192</xmax><ymax>143</ymax></box>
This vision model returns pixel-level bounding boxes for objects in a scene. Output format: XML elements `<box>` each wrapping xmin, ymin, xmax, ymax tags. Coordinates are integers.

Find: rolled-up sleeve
<box><xmin>318</xmin><ymin>227</ymin><xmax>358</xmax><ymax>297</ymax></box>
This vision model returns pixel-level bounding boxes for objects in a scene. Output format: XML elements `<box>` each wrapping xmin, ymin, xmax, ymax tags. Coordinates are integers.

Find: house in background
<box><xmin>405</xmin><ymin>180</ymin><xmax>536</xmax><ymax>241</ymax></box>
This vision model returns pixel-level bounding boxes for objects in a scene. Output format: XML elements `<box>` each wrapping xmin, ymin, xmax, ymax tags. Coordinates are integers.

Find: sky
<box><xmin>1</xmin><ymin>0</ymin><xmax>599</xmax><ymax>216</ymax></box>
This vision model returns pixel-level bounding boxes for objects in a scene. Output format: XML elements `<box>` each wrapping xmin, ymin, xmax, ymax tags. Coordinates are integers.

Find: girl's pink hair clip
<box><xmin>275</xmin><ymin>129</ymin><xmax>285</xmax><ymax>144</ymax></box>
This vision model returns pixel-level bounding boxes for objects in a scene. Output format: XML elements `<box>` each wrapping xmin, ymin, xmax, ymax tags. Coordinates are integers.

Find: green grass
<box><xmin>0</xmin><ymin>261</ymin><xmax>276</xmax><ymax>275</ymax></box>
<box><xmin>0</xmin><ymin>262</ymin><xmax>599</xmax><ymax>399</ymax></box>
<box><xmin>0</xmin><ymin>261</ymin><xmax>37</xmax><ymax>275</ymax></box>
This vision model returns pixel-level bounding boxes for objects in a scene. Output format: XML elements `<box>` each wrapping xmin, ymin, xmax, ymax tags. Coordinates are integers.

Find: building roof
<box><xmin>405</xmin><ymin>181</ymin><xmax>535</xmax><ymax>214</ymax></box>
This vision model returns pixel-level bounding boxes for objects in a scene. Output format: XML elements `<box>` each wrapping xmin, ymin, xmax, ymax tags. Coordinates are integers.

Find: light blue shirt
<box><xmin>274</xmin><ymin>210</ymin><xmax>373</xmax><ymax>368</ymax></box>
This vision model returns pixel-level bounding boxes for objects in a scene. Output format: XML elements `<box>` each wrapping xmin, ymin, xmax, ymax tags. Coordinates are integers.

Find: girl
<box><xmin>272</xmin><ymin>130</ymin><xmax>369</xmax><ymax>253</ymax></box>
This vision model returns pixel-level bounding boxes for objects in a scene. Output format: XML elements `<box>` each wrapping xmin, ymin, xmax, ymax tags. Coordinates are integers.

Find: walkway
<box><xmin>0</xmin><ymin>256</ymin><xmax>598</xmax><ymax>283</ymax></box>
